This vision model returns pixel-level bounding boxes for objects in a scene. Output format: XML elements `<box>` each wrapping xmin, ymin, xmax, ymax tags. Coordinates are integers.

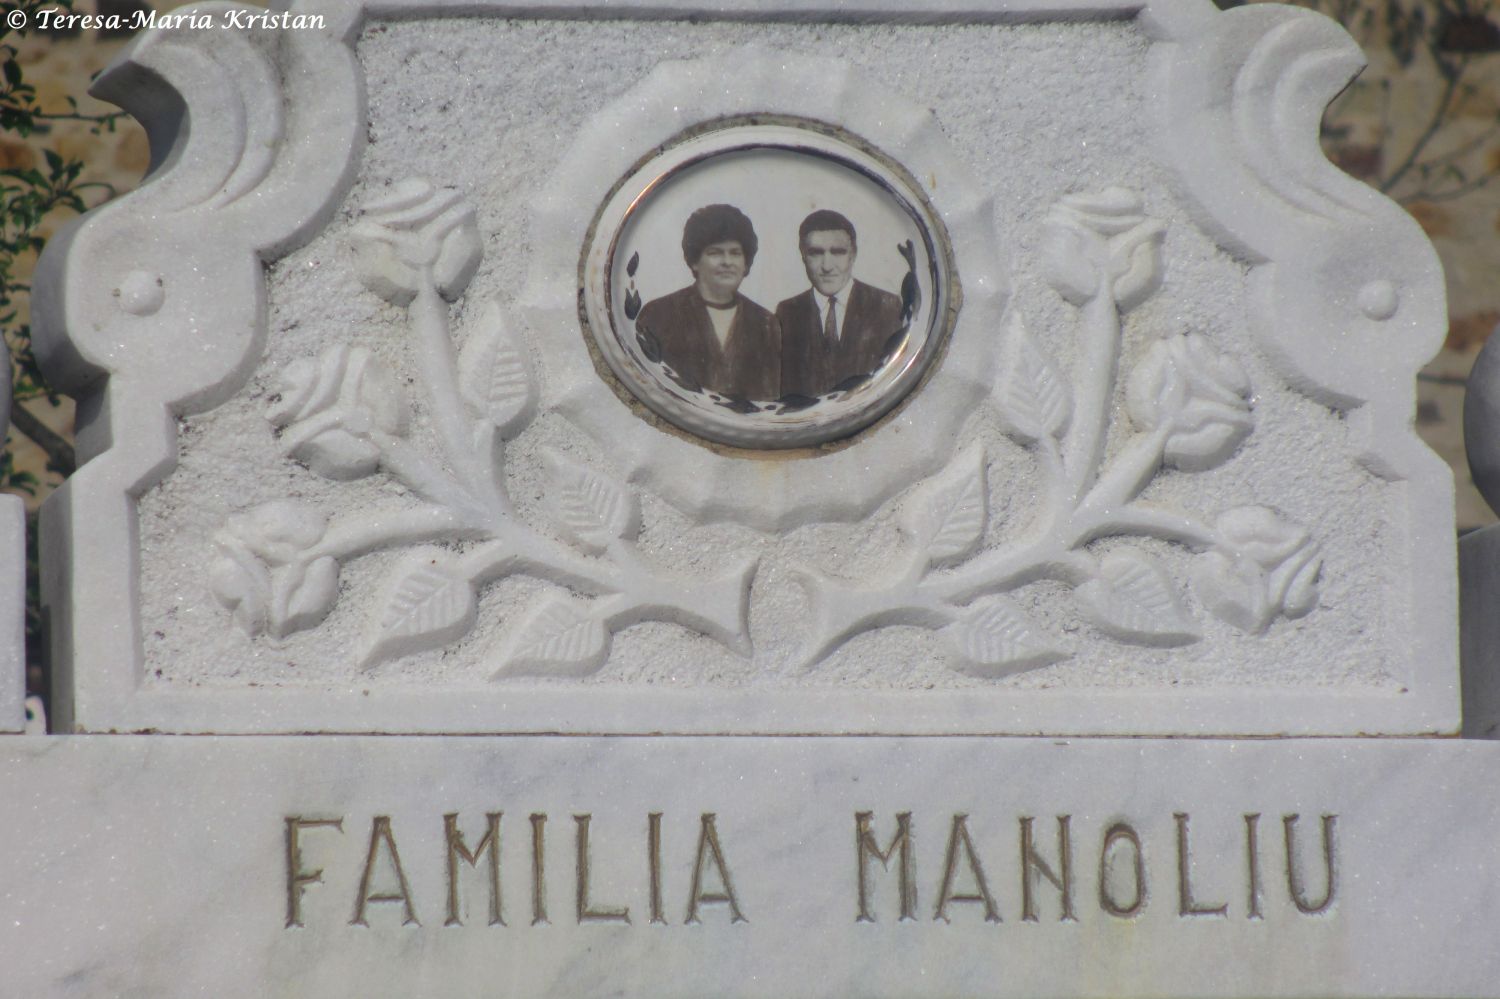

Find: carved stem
<box><xmin>595</xmin><ymin>555</ymin><xmax>756</xmax><ymax>656</ymax></box>
<box><xmin>803</xmin><ymin>541</ymin><xmax>1098</xmax><ymax>665</ymax></box>
<box><xmin>409</xmin><ymin>278</ymin><xmax>485</xmax><ymax>499</ymax></box>
<box><xmin>562</xmin><ymin>585</ymin><xmax>754</xmax><ymax>658</ymax></box>
<box><xmin>472</xmin><ymin>424</ymin><xmax>516</xmax><ymax>519</ymax></box>
<box><xmin>805</xmin><ymin>425</ymin><xmax>1176</xmax><ymax>660</ymax></box>
<box><xmin>1061</xmin><ymin>288</ymin><xmax>1121</xmax><ymax>500</ymax></box>
<box><xmin>613</xmin><ymin>540</ymin><xmax>754</xmax><ymax>652</ymax></box>
<box><xmin>929</xmin><ymin>544</ymin><xmax>1093</xmax><ymax>606</ymax></box>
<box><xmin>810</xmin><ymin>540</ymin><xmax>1073</xmax><ymax>664</ymax></box>
<box><xmin>1036</xmin><ymin>434</ymin><xmax>1068</xmax><ymax>529</ymax></box>
<box><xmin>460</xmin><ymin>535</ymin><xmax>607</xmax><ymax>594</ymax></box>
<box><xmin>455</xmin><ymin>531</ymin><xmax>752</xmax><ymax>652</ymax></box>
<box><xmin>1068</xmin><ymin>427</ymin><xmax>1170</xmax><ymax>536</ymax></box>
<box><xmin>309</xmin><ymin>506</ymin><xmax>485</xmax><ymax>562</ymax></box>
<box><xmin>1074</xmin><ymin>505</ymin><xmax>1218</xmax><ymax>550</ymax></box>
<box><xmin>802</xmin><ymin>578</ymin><xmax>953</xmax><ymax>666</ymax></box>
<box><xmin>371</xmin><ymin>432</ymin><xmax>490</xmax><ymax>526</ymax></box>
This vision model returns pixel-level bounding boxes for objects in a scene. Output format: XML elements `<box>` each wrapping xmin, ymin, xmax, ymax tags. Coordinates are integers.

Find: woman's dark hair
<box><xmin>682</xmin><ymin>204</ymin><xmax>758</xmax><ymax>270</ymax></box>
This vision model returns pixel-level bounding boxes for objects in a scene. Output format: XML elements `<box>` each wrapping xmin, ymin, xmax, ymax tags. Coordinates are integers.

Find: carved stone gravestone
<box><xmin>6</xmin><ymin>0</ymin><xmax>1498</xmax><ymax>995</ymax></box>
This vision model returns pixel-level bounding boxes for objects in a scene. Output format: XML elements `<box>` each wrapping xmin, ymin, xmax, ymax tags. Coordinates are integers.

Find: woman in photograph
<box><xmin>634</xmin><ymin>204</ymin><xmax>781</xmax><ymax>400</ymax></box>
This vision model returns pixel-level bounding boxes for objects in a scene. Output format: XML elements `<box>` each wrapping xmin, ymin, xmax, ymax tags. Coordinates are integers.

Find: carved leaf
<box><xmin>362</xmin><ymin>556</ymin><xmax>478</xmax><ymax>666</ymax></box>
<box><xmin>995</xmin><ymin>314</ymin><xmax>1072</xmax><ymax>444</ymax></box>
<box><xmin>459</xmin><ymin>300</ymin><xmax>537</xmax><ymax>436</ymax></box>
<box><xmin>903</xmin><ymin>447</ymin><xmax>988</xmax><ymax>566</ymax></box>
<box><xmin>499</xmin><ymin>595</ymin><xmax>611</xmax><ymax>678</ymax></box>
<box><xmin>271</xmin><ymin>556</ymin><xmax>341</xmax><ymax>640</ymax></box>
<box><xmin>943</xmin><ymin>598</ymin><xmax>1070</xmax><ymax>678</ymax></box>
<box><xmin>1191</xmin><ymin>551</ymin><xmax>1272</xmax><ymax>633</ymax></box>
<box><xmin>1075</xmin><ymin>549</ymin><xmax>1199</xmax><ymax>646</ymax></box>
<box><xmin>544</xmin><ymin>451</ymin><xmax>639</xmax><ymax>555</ymax></box>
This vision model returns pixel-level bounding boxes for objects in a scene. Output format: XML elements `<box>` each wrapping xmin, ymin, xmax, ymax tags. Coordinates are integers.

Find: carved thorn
<box><xmin>691</xmin><ymin>554</ymin><xmax>760</xmax><ymax>656</ymax></box>
<box><xmin>796</xmin><ymin>568</ymin><xmax>951</xmax><ymax>669</ymax></box>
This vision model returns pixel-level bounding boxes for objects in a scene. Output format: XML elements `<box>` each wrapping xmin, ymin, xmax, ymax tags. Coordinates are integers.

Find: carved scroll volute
<box><xmin>1153</xmin><ymin>5</ymin><xmax>1445</xmax><ymax>414</ymax></box>
<box><xmin>30</xmin><ymin>4</ymin><xmax>361</xmax><ymax>463</ymax></box>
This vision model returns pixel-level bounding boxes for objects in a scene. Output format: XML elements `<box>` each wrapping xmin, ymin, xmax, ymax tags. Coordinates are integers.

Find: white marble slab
<box><xmin>33</xmin><ymin>0</ymin><xmax>1453</xmax><ymax>735</ymax></box>
<box><xmin>1</xmin><ymin>734</ymin><xmax>1497</xmax><ymax>997</ymax></box>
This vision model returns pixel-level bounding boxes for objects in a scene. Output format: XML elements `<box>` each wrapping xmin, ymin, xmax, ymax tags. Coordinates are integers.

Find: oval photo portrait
<box><xmin>583</xmin><ymin>122</ymin><xmax>956</xmax><ymax>450</ymax></box>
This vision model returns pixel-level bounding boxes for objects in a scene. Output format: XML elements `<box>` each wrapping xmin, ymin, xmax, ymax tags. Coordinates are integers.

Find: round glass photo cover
<box><xmin>582</xmin><ymin>122</ymin><xmax>955</xmax><ymax>450</ymax></box>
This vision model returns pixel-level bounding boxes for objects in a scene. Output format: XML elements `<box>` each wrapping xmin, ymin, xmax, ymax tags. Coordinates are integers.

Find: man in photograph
<box><xmin>634</xmin><ymin>204</ymin><xmax>781</xmax><ymax>400</ymax></box>
<box><xmin>776</xmin><ymin>209</ymin><xmax>905</xmax><ymax>398</ymax></box>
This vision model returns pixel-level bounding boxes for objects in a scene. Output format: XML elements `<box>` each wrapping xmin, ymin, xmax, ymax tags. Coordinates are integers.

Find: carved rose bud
<box><xmin>209</xmin><ymin>500</ymin><xmax>341</xmax><ymax>639</ymax></box>
<box><xmin>1040</xmin><ymin>187</ymin><xmax>1164</xmax><ymax>310</ymax></box>
<box><xmin>1192</xmin><ymin>506</ymin><xmax>1322</xmax><ymax>633</ymax></box>
<box><xmin>1127</xmin><ymin>333</ymin><xmax>1252</xmax><ymax>471</ymax></box>
<box><xmin>351</xmin><ymin>178</ymin><xmax>482</xmax><ymax>305</ymax></box>
<box><xmin>268</xmin><ymin>344</ymin><xmax>409</xmax><ymax>480</ymax></box>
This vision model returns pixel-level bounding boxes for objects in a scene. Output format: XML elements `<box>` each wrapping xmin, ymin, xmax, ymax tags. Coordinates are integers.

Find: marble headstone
<box><xmin>32</xmin><ymin>0</ymin><xmax>1453</xmax><ymax>738</ymax></box>
<box><xmin>9</xmin><ymin>0</ymin><xmax>1497</xmax><ymax>995</ymax></box>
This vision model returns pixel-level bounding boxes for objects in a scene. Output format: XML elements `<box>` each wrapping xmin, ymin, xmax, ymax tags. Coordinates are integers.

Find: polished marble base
<box><xmin>2</xmin><ymin>735</ymin><xmax>1496</xmax><ymax>997</ymax></box>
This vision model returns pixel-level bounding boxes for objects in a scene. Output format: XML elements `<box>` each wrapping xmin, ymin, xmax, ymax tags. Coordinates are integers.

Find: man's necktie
<box><xmin>824</xmin><ymin>295</ymin><xmax>838</xmax><ymax>342</ymax></box>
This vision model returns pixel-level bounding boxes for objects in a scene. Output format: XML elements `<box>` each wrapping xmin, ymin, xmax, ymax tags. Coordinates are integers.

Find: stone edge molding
<box><xmin>0</xmin><ymin>329</ymin><xmax>18</xmax><ymax>733</ymax></box>
<box><xmin>0</xmin><ymin>495</ymin><xmax>21</xmax><ymax>734</ymax></box>
<box><xmin>30</xmin><ymin>0</ymin><xmax>1454</xmax><ymax>735</ymax></box>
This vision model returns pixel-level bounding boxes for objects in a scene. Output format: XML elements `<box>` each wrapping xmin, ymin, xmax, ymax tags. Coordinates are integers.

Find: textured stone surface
<box><xmin>2</xmin><ymin>734</ymin><xmax>1499</xmax><ymax>998</ymax></box>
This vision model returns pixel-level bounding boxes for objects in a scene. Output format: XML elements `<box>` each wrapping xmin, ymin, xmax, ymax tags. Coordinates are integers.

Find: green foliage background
<box><xmin>2</xmin><ymin>0</ymin><xmax>122</xmax><ymax>703</ymax></box>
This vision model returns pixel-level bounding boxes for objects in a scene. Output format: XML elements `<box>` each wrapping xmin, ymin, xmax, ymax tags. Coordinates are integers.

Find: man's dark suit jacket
<box><xmin>775</xmin><ymin>279</ymin><xmax>905</xmax><ymax>398</ymax></box>
<box><xmin>634</xmin><ymin>286</ymin><xmax>781</xmax><ymax>399</ymax></box>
